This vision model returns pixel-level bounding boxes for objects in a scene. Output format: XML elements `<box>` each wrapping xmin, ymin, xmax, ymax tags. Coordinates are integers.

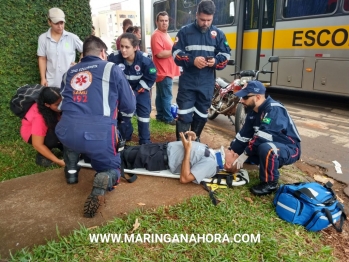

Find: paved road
<box><xmin>151</xmin><ymin>81</ymin><xmax>349</xmax><ymax>195</ymax></box>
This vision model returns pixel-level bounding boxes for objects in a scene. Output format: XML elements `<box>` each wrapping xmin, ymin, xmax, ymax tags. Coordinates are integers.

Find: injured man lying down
<box><xmin>119</xmin><ymin>131</ymin><xmax>241</xmax><ymax>184</ymax></box>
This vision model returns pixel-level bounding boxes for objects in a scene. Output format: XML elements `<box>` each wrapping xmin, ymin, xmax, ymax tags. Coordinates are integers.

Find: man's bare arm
<box><xmin>155</xmin><ymin>50</ymin><xmax>172</xmax><ymax>59</ymax></box>
<box><xmin>38</xmin><ymin>56</ymin><xmax>48</xmax><ymax>86</ymax></box>
<box><xmin>179</xmin><ymin>132</ymin><xmax>195</xmax><ymax>183</ymax></box>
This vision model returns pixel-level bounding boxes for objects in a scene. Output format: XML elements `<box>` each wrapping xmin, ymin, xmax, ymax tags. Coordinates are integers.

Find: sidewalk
<box><xmin>0</xmin><ymin>168</ymin><xmax>207</xmax><ymax>258</ymax></box>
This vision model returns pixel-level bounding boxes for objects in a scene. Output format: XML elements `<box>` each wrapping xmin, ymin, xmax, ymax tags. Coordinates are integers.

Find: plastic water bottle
<box><xmin>170</xmin><ymin>104</ymin><xmax>178</xmax><ymax>119</ymax></box>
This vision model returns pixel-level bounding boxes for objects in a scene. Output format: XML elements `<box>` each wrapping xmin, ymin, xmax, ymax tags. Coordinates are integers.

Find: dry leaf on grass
<box><xmin>87</xmin><ymin>226</ymin><xmax>98</xmax><ymax>230</ymax></box>
<box><xmin>137</xmin><ymin>202</ymin><xmax>146</xmax><ymax>206</ymax></box>
<box><xmin>244</xmin><ymin>197</ymin><xmax>253</xmax><ymax>204</ymax></box>
<box><xmin>313</xmin><ymin>174</ymin><xmax>334</xmax><ymax>184</ymax></box>
<box><xmin>131</xmin><ymin>218</ymin><xmax>140</xmax><ymax>233</ymax></box>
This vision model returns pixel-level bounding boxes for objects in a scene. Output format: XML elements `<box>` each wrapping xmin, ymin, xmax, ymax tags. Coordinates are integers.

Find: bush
<box><xmin>0</xmin><ymin>0</ymin><xmax>92</xmax><ymax>142</ymax></box>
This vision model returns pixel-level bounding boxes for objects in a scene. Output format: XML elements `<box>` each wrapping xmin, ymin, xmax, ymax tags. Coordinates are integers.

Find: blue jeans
<box><xmin>155</xmin><ymin>77</ymin><xmax>174</xmax><ymax>122</ymax></box>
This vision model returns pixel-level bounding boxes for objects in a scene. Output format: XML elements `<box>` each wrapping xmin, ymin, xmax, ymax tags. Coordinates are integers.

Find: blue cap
<box><xmin>234</xmin><ymin>80</ymin><xmax>266</xmax><ymax>98</ymax></box>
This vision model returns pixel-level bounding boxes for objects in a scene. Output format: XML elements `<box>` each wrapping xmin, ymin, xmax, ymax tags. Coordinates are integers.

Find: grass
<box><xmin>1</xmin><ymin>118</ymin><xmax>335</xmax><ymax>261</ymax></box>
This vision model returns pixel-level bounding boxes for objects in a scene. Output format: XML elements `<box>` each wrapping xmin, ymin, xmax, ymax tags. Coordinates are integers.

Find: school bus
<box><xmin>151</xmin><ymin>0</ymin><xmax>349</xmax><ymax>96</ymax></box>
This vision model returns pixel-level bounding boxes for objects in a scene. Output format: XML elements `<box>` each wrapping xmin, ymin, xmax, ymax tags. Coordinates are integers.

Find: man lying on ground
<box><xmin>121</xmin><ymin>131</ymin><xmax>239</xmax><ymax>184</ymax></box>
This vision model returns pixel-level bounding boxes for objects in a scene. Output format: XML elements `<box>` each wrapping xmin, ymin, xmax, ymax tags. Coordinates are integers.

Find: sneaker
<box><xmin>84</xmin><ymin>173</ymin><xmax>109</xmax><ymax>218</ymax></box>
<box><xmin>35</xmin><ymin>153</ymin><xmax>53</xmax><ymax>167</ymax></box>
<box><xmin>165</xmin><ymin>119</ymin><xmax>176</xmax><ymax>126</ymax></box>
<box><xmin>250</xmin><ymin>181</ymin><xmax>278</xmax><ymax>196</ymax></box>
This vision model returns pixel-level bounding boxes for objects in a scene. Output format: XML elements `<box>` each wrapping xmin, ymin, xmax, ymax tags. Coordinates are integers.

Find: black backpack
<box><xmin>9</xmin><ymin>84</ymin><xmax>45</xmax><ymax>119</ymax></box>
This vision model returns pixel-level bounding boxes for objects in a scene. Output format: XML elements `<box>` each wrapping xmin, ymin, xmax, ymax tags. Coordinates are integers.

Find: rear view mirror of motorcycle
<box><xmin>227</xmin><ymin>60</ymin><xmax>235</xmax><ymax>66</ymax></box>
<box><xmin>268</xmin><ymin>56</ymin><xmax>279</xmax><ymax>63</ymax></box>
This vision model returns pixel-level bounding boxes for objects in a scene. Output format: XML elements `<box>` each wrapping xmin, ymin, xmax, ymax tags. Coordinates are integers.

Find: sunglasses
<box><xmin>241</xmin><ymin>95</ymin><xmax>256</xmax><ymax>100</ymax></box>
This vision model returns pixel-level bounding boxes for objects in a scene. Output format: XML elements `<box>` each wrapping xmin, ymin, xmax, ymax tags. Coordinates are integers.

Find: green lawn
<box><xmin>1</xmin><ymin>118</ymin><xmax>335</xmax><ymax>261</ymax></box>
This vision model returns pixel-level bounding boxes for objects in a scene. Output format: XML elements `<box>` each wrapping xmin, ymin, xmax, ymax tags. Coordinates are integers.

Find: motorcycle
<box><xmin>208</xmin><ymin>56</ymin><xmax>279</xmax><ymax>134</ymax></box>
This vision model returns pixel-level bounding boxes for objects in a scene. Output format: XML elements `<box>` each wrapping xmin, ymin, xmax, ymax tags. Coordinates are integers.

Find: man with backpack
<box><xmin>55</xmin><ymin>36</ymin><xmax>136</xmax><ymax>218</ymax></box>
<box><xmin>229</xmin><ymin>80</ymin><xmax>302</xmax><ymax>196</ymax></box>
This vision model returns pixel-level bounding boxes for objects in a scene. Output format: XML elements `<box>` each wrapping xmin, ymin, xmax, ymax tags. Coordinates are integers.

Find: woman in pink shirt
<box><xmin>21</xmin><ymin>87</ymin><xmax>65</xmax><ymax>167</ymax></box>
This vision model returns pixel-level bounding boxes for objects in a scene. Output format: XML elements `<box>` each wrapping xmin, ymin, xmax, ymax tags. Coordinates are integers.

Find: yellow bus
<box><xmin>151</xmin><ymin>0</ymin><xmax>349</xmax><ymax>96</ymax></box>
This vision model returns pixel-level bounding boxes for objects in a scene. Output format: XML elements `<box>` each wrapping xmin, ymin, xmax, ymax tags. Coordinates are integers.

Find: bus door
<box><xmin>235</xmin><ymin>0</ymin><xmax>277</xmax><ymax>83</ymax></box>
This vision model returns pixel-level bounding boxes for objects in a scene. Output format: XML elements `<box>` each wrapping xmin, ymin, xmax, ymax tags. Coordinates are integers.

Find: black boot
<box><xmin>190</xmin><ymin>120</ymin><xmax>206</xmax><ymax>142</ymax></box>
<box><xmin>63</xmin><ymin>146</ymin><xmax>80</xmax><ymax>184</ymax></box>
<box><xmin>84</xmin><ymin>172</ymin><xmax>109</xmax><ymax>218</ymax></box>
<box><xmin>250</xmin><ymin>181</ymin><xmax>278</xmax><ymax>196</ymax></box>
<box><xmin>176</xmin><ymin>120</ymin><xmax>191</xmax><ymax>141</ymax></box>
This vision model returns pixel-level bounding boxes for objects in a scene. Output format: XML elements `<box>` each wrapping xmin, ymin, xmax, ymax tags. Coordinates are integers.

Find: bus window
<box><xmin>212</xmin><ymin>0</ymin><xmax>235</xmax><ymax>26</ymax></box>
<box><xmin>176</xmin><ymin>0</ymin><xmax>197</xmax><ymax>29</ymax></box>
<box><xmin>153</xmin><ymin>0</ymin><xmax>176</xmax><ymax>31</ymax></box>
<box><xmin>283</xmin><ymin>0</ymin><xmax>337</xmax><ymax>18</ymax></box>
<box><xmin>245</xmin><ymin>0</ymin><xmax>276</xmax><ymax>30</ymax></box>
<box><xmin>176</xmin><ymin>0</ymin><xmax>235</xmax><ymax>29</ymax></box>
<box><xmin>344</xmin><ymin>0</ymin><xmax>349</xmax><ymax>11</ymax></box>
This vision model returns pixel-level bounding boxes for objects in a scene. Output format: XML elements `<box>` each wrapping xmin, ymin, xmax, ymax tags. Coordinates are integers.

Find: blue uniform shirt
<box><xmin>230</xmin><ymin>96</ymin><xmax>301</xmax><ymax>156</ymax></box>
<box><xmin>108</xmin><ymin>50</ymin><xmax>157</xmax><ymax>92</ymax></box>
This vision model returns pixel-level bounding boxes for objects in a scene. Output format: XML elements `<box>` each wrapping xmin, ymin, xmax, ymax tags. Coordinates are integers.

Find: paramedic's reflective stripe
<box><xmin>271</xmin><ymin>102</ymin><xmax>302</xmax><ymax>142</ymax></box>
<box><xmin>139</xmin><ymin>80</ymin><xmax>150</xmax><ymax>91</ymax></box>
<box><xmin>185</xmin><ymin>45</ymin><xmax>215</xmax><ymax>52</ymax></box>
<box><xmin>102</xmin><ymin>62</ymin><xmax>113</xmax><ymax>116</ymax></box>
<box><xmin>194</xmin><ymin>107</ymin><xmax>208</xmax><ymax>118</ymax></box>
<box><xmin>137</xmin><ymin>116</ymin><xmax>150</xmax><ymax>123</ymax></box>
<box><xmin>267</xmin><ymin>142</ymin><xmax>279</xmax><ymax>157</ymax></box>
<box><xmin>120</xmin><ymin>112</ymin><xmax>134</xmax><ymax>117</ymax></box>
<box><xmin>126</xmin><ymin>75</ymin><xmax>143</xmax><ymax>81</ymax></box>
<box><xmin>59</xmin><ymin>73</ymin><xmax>68</xmax><ymax>110</ymax></box>
<box><xmin>217</xmin><ymin>52</ymin><xmax>231</xmax><ymax>60</ymax></box>
<box><xmin>256</xmin><ymin>130</ymin><xmax>273</xmax><ymax>141</ymax></box>
<box><xmin>235</xmin><ymin>133</ymin><xmax>250</xmax><ymax>143</ymax></box>
<box><xmin>178</xmin><ymin>107</ymin><xmax>194</xmax><ymax>114</ymax></box>
<box><xmin>277</xmin><ymin>201</ymin><xmax>296</xmax><ymax>213</ymax></box>
<box><xmin>178</xmin><ymin>107</ymin><xmax>207</xmax><ymax>118</ymax></box>
<box><xmin>172</xmin><ymin>49</ymin><xmax>181</xmax><ymax>59</ymax></box>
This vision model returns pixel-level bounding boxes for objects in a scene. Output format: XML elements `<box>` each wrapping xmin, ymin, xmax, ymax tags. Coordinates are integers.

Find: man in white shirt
<box><xmin>37</xmin><ymin>7</ymin><xmax>83</xmax><ymax>87</ymax></box>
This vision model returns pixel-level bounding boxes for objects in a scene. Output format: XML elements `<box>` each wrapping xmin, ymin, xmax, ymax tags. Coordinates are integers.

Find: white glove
<box><xmin>233</xmin><ymin>153</ymin><xmax>249</xmax><ymax>169</ymax></box>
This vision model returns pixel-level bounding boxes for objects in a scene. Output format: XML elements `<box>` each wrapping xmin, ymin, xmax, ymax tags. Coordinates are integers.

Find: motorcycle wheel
<box><xmin>235</xmin><ymin>103</ymin><xmax>246</xmax><ymax>133</ymax></box>
<box><xmin>207</xmin><ymin>89</ymin><xmax>220</xmax><ymax>120</ymax></box>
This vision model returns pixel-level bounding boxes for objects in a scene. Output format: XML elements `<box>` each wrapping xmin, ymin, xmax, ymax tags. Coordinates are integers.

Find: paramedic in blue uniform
<box><xmin>108</xmin><ymin>33</ymin><xmax>157</xmax><ymax>144</ymax></box>
<box><xmin>229</xmin><ymin>81</ymin><xmax>301</xmax><ymax>196</ymax></box>
<box><xmin>172</xmin><ymin>0</ymin><xmax>231</xmax><ymax>141</ymax></box>
<box><xmin>55</xmin><ymin>36</ymin><xmax>136</xmax><ymax>218</ymax></box>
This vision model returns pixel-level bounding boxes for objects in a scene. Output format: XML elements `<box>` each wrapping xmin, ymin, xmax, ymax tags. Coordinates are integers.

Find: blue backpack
<box><xmin>273</xmin><ymin>182</ymin><xmax>346</xmax><ymax>232</ymax></box>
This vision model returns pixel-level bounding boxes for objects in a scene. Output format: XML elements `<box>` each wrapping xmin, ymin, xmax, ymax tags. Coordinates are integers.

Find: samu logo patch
<box><xmin>262</xmin><ymin>118</ymin><xmax>271</xmax><ymax>124</ymax></box>
<box><xmin>149</xmin><ymin>68</ymin><xmax>157</xmax><ymax>74</ymax></box>
<box><xmin>224</xmin><ymin>41</ymin><xmax>229</xmax><ymax>46</ymax></box>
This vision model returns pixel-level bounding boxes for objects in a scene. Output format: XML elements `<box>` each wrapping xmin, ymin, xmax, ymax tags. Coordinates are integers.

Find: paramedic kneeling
<box><xmin>56</xmin><ymin>36</ymin><xmax>136</xmax><ymax>218</ymax></box>
<box><xmin>230</xmin><ymin>81</ymin><xmax>301</xmax><ymax>196</ymax></box>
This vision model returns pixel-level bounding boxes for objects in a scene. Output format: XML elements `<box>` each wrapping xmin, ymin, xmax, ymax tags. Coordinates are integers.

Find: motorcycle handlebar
<box><xmin>230</xmin><ymin>70</ymin><xmax>274</xmax><ymax>76</ymax></box>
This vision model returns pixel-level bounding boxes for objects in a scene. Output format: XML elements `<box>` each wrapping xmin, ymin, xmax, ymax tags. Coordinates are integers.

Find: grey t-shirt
<box><xmin>167</xmin><ymin>141</ymin><xmax>217</xmax><ymax>183</ymax></box>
